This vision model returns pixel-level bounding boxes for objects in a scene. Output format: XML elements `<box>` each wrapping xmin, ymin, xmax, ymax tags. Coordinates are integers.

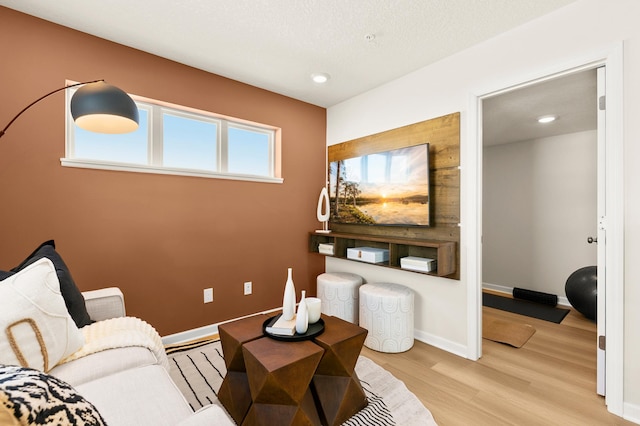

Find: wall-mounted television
<box><xmin>328</xmin><ymin>143</ymin><xmax>430</xmax><ymax>227</ymax></box>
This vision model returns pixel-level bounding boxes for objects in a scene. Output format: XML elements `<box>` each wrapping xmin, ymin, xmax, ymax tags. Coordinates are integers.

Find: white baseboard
<box><xmin>482</xmin><ymin>282</ymin><xmax>512</xmax><ymax>295</ymax></box>
<box><xmin>163</xmin><ymin>310</ymin><xmax>470</xmax><ymax>360</ymax></box>
<box><xmin>414</xmin><ymin>329</ymin><xmax>468</xmax><ymax>359</ymax></box>
<box><xmin>482</xmin><ymin>282</ymin><xmax>571</xmax><ymax>307</ymax></box>
<box><xmin>162</xmin><ymin>323</ymin><xmax>219</xmax><ymax>346</ymax></box>
<box><xmin>161</xmin><ymin>307</ymin><xmax>281</xmax><ymax>345</ymax></box>
<box><xmin>624</xmin><ymin>402</ymin><xmax>640</xmax><ymax>425</ymax></box>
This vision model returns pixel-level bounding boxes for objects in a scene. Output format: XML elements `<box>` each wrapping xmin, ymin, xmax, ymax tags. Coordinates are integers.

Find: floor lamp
<box><xmin>1</xmin><ymin>80</ymin><xmax>139</xmax><ymax>139</ymax></box>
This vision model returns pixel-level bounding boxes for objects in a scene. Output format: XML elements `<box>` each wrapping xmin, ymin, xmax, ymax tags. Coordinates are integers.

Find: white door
<box><xmin>596</xmin><ymin>66</ymin><xmax>606</xmax><ymax>396</ymax></box>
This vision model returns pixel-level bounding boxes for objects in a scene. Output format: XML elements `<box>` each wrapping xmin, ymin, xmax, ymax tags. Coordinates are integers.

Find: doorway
<box><xmin>467</xmin><ymin>44</ymin><xmax>624</xmax><ymax>415</ymax></box>
<box><xmin>480</xmin><ymin>68</ymin><xmax>602</xmax><ymax>396</ymax></box>
<box><xmin>481</xmin><ymin>70</ymin><xmax>597</xmax><ymax>308</ymax></box>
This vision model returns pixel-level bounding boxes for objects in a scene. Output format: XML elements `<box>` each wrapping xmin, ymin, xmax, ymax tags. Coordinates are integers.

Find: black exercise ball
<box><xmin>565</xmin><ymin>266</ymin><xmax>597</xmax><ymax>320</ymax></box>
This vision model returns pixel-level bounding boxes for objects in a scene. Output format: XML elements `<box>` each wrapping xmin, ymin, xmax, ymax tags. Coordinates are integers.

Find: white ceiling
<box><xmin>2</xmin><ymin>0</ymin><xmax>594</xmax><ymax>143</ymax></box>
<box><xmin>2</xmin><ymin>0</ymin><xmax>577</xmax><ymax>108</ymax></box>
<box><xmin>483</xmin><ymin>69</ymin><xmax>597</xmax><ymax>146</ymax></box>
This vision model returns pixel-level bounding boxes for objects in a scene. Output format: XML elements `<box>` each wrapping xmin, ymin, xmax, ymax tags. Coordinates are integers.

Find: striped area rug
<box><xmin>165</xmin><ymin>339</ymin><xmax>437</xmax><ymax>426</ymax></box>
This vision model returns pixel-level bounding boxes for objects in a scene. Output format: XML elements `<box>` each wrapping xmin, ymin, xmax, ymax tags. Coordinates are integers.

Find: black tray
<box><xmin>263</xmin><ymin>314</ymin><xmax>325</xmax><ymax>341</ymax></box>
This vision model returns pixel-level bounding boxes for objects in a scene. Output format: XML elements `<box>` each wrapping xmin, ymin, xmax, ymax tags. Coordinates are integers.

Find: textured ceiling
<box><xmin>0</xmin><ymin>0</ymin><xmax>577</xmax><ymax>108</ymax></box>
<box><xmin>483</xmin><ymin>69</ymin><xmax>597</xmax><ymax>146</ymax></box>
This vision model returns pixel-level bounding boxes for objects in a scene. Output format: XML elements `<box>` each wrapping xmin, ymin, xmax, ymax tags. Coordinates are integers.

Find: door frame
<box><xmin>464</xmin><ymin>42</ymin><xmax>624</xmax><ymax>415</ymax></box>
<box><xmin>596</xmin><ymin>66</ymin><xmax>606</xmax><ymax>396</ymax></box>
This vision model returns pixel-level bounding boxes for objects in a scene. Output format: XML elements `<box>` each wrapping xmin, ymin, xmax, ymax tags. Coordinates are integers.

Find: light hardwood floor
<box><xmin>361</xmin><ymin>299</ymin><xmax>634</xmax><ymax>425</ymax></box>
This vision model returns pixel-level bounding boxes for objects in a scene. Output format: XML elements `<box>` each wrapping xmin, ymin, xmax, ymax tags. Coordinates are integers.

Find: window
<box><xmin>72</xmin><ymin>105</ymin><xmax>151</xmax><ymax>166</ymax></box>
<box><xmin>162</xmin><ymin>111</ymin><xmax>218</xmax><ymax>171</ymax></box>
<box><xmin>227</xmin><ymin>125</ymin><xmax>272</xmax><ymax>176</ymax></box>
<box><xmin>63</xmin><ymin>86</ymin><xmax>282</xmax><ymax>183</ymax></box>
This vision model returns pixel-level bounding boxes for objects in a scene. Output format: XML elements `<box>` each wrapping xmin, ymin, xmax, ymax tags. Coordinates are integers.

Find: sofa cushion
<box><xmin>76</xmin><ymin>365</ymin><xmax>194</xmax><ymax>426</ymax></box>
<box><xmin>0</xmin><ymin>258</ymin><xmax>85</xmax><ymax>372</ymax></box>
<box><xmin>49</xmin><ymin>346</ymin><xmax>159</xmax><ymax>387</ymax></box>
<box><xmin>11</xmin><ymin>240</ymin><xmax>92</xmax><ymax>328</ymax></box>
<box><xmin>177</xmin><ymin>402</ymin><xmax>235</xmax><ymax>426</ymax></box>
<box><xmin>0</xmin><ymin>364</ymin><xmax>106</xmax><ymax>426</ymax></box>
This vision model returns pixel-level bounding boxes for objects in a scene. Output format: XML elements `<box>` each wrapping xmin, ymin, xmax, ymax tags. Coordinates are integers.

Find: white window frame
<box><xmin>62</xmin><ymin>83</ymin><xmax>283</xmax><ymax>184</ymax></box>
<box><xmin>156</xmin><ymin>106</ymin><xmax>222</xmax><ymax>172</ymax></box>
<box><xmin>224</xmin><ymin>121</ymin><xmax>276</xmax><ymax>177</ymax></box>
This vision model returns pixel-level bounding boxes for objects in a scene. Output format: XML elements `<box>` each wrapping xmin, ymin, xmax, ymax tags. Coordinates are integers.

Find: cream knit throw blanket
<box><xmin>60</xmin><ymin>317</ymin><xmax>169</xmax><ymax>371</ymax></box>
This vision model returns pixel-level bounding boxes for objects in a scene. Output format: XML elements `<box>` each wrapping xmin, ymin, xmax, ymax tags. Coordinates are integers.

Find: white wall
<box><xmin>327</xmin><ymin>0</ymin><xmax>640</xmax><ymax>419</ymax></box>
<box><xmin>483</xmin><ymin>131</ymin><xmax>597</xmax><ymax>301</ymax></box>
<box><xmin>326</xmin><ymin>257</ymin><xmax>468</xmax><ymax>356</ymax></box>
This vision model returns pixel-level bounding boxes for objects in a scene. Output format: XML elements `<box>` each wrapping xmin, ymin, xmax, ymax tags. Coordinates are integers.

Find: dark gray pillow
<box><xmin>10</xmin><ymin>241</ymin><xmax>93</xmax><ymax>328</ymax></box>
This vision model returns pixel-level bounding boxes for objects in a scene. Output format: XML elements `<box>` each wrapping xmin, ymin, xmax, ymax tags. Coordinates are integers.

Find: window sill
<box><xmin>60</xmin><ymin>158</ymin><xmax>284</xmax><ymax>184</ymax></box>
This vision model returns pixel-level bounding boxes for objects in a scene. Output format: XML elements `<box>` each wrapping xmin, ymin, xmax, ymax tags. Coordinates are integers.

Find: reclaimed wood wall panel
<box><xmin>328</xmin><ymin>112</ymin><xmax>460</xmax><ymax>279</ymax></box>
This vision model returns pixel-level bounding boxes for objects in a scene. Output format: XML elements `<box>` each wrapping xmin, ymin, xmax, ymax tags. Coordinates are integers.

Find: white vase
<box><xmin>316</xmin><ymin>186</ymin><xmax>331</xmax><ymax>233</ymax></box>
<box><xmin>296</xmin><ymin>290</ymin><xmax>308</xmax><ymax>334</ymax></box>
<box><xmin>282</xmin><ymin>268</ymin><xmax>296</xmax><ymax>320</ymax></box>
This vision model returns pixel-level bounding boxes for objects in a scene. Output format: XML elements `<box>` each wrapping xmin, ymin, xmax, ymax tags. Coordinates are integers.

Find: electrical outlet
<box><xmin>244</xmin><ymin>281</ymin><xmax>252</xmax><ymax>295</ymax></box>
<box><xmin>204</xmin><ymin>288</ymin><xmax>213</xmax><ymax>303</ymax></box>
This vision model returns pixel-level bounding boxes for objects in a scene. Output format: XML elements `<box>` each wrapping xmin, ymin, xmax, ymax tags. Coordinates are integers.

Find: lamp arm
<box><xmin>0</xmin><ymin>79</ymin><xmax>104</xmax><ymax>139</ymax></box>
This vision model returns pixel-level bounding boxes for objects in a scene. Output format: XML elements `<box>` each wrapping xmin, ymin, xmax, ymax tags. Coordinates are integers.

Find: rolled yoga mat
<box><xmin>512</xmin><ymin>287</ymin><xmax>558</xmax><ymax>306</ymax></box>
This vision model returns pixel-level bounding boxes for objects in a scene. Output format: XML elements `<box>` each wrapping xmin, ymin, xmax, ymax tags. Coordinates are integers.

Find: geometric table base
<box><xmin>312</xmin><ymin>375</ymin><xmax>367</xmax><ymax>426</ymax></box>
<box><xmin>241</xmin><ymin>338</ymin><xmax>323</xmax><ymax>426</ymax></box>
<box><xmin>219</xmin><ymin>314</ymin><xmax>368</xmax><ymax>426</ymax></box>
<box><xmin>218</xmin><ymin>371</ymin><xmax>252</xmax><ymax>424</ymax></box>
<box><xmin>243</xmin><ymin>389</ymin><xmax>321</xmax><ymax>426</ymax></box>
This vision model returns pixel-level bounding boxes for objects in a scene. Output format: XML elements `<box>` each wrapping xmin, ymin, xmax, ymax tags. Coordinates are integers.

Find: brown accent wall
<box><xmin>0</xmin><ymin>7</ymin><xmax>326</xmax><ymax>336</ymax></box>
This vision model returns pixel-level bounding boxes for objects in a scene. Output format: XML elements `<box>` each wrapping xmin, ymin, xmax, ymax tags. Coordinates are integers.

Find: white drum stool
<box><xmin>316</xmin><ymin>272</ymin><xmax>363</xmax><ymax>324</ymax></box>
<box><xmin>359</xmin><ymin>283</ymin><xmax>414</xmax><ymax>353</ymax></box>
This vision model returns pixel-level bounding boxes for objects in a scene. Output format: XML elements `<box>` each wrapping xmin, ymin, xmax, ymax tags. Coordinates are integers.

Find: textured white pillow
<box><xmin>0</xmin><ymin>257</ymin><xmax>85</xmax><ymax>372</ymax></box>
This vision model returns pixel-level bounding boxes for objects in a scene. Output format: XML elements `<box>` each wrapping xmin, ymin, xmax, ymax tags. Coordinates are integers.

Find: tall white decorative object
<box><xmin>316</xmin><ymin>186</ymin><xmax>331</xmax><ymax>233</ymax></box>
<box><xmin>296</xmin><ymin>290</ymin><xmax>309</xmax><ymax>334</ymax></box>
<box><xmin>282</xmin><ymin>268</ymin><xmax>296</xmax><ymax>320</ymax></box>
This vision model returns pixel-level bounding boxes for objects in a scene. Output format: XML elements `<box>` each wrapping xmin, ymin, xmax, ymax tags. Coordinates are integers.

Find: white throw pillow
<box><xmin>0</xmin><ymin>257</ymin><xmax>84</xmax><ymax>372</ymax></box>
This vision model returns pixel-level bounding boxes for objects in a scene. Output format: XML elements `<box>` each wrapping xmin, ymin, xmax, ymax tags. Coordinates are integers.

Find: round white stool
<box><xmin>359</xmin><ymin>283</ymin><xmax>414</xmax><ymax>353</ymax></box>
<box><xmin>316</xmin><ymin>272</ymin><xmax>363</xmax><ymax>324</ymax></box>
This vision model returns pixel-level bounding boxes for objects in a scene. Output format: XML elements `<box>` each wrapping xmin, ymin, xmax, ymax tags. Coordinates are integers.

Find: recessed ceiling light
<box><xmin>537</xmin><ymin>115</ymin><xmax>557</xmax><ymax>124</ymax></box>
<box><xmin>311</xmin><ymin>73</ymin><xmax>330</xmax><ymax>84</ymax></box>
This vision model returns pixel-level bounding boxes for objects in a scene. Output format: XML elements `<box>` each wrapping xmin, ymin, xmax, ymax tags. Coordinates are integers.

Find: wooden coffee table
<box><xmin>217</xmin><ymin>314</ymin><xmax>268</xmax><ymax>423</ymax></box>
<box><xmin>311</xmin><ymin>315</ymin><xmax>368</xmax><ymax>426</ymax></box>
<box><xmin>242</xmin><ymin>337</ymin><xmax>324</xmax><ymax>425</ymax></box>
<box><xmin>218</xmin><ymin>314</ymin><xmax>367</xmax><ymax>426</ymax></box>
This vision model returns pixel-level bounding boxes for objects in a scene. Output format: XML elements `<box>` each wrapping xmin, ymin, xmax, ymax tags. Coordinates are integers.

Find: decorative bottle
<box><xmin>282</xmin><ymin>267</ymin><xmax>296</xmax><ymax>320</ymax></box>
<box><xmin>296</xmin><ymin>290</ymin><xmax>309</xmax><ymax>334</ymax></box>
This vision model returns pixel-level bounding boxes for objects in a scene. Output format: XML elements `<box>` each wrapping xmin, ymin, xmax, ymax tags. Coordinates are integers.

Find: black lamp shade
<box><xmin>70</xmin><ymin>81</ymin><xmax>139</xmax><ymax>134</ymax></box>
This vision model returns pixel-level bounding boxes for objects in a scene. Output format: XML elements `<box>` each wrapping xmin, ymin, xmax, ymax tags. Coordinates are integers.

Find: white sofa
<box><xmin>46</xmin><ymin>287</ymin><xmax>235</xmax><ymax>426</ymax></box>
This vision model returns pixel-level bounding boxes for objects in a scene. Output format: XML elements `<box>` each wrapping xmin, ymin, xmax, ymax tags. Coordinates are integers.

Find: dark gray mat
<box><xmin>483</xmin><ymin>293</ymin><xmax>569</xmax><ymax>323</ymax></box>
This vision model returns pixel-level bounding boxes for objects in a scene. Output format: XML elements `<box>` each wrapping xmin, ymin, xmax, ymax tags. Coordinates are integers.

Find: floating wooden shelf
<box><xmin>309</xmin><ymin>231</ymin><xmax>456</xmax><ymax>277</ymax></box>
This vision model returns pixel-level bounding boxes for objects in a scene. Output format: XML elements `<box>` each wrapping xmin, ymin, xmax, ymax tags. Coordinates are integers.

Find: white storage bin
<box><xmin>400</xmin><ymin>256</ymin><xmax>437</xmax><ymax>272</ymax></box>
<box><xmin>346</xmin><ymin>247</ymin><xmax>389</xmax><ymax>264</ymax></box>
<box><xmin>318</xmin><ymin>243</ymin><xmax>334</xmax><ymax>255</ymax></box>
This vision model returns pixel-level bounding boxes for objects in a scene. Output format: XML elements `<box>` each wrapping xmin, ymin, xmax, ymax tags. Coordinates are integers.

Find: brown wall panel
<box><xmin>0</xmin><ymin>7</ymin><xmax>326</xmax><ymax>335</ymax></box>
<box><xmin>327</xmin><ymin>113</ymin><xmax>460</xmax><ymax>279</ymax></box>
